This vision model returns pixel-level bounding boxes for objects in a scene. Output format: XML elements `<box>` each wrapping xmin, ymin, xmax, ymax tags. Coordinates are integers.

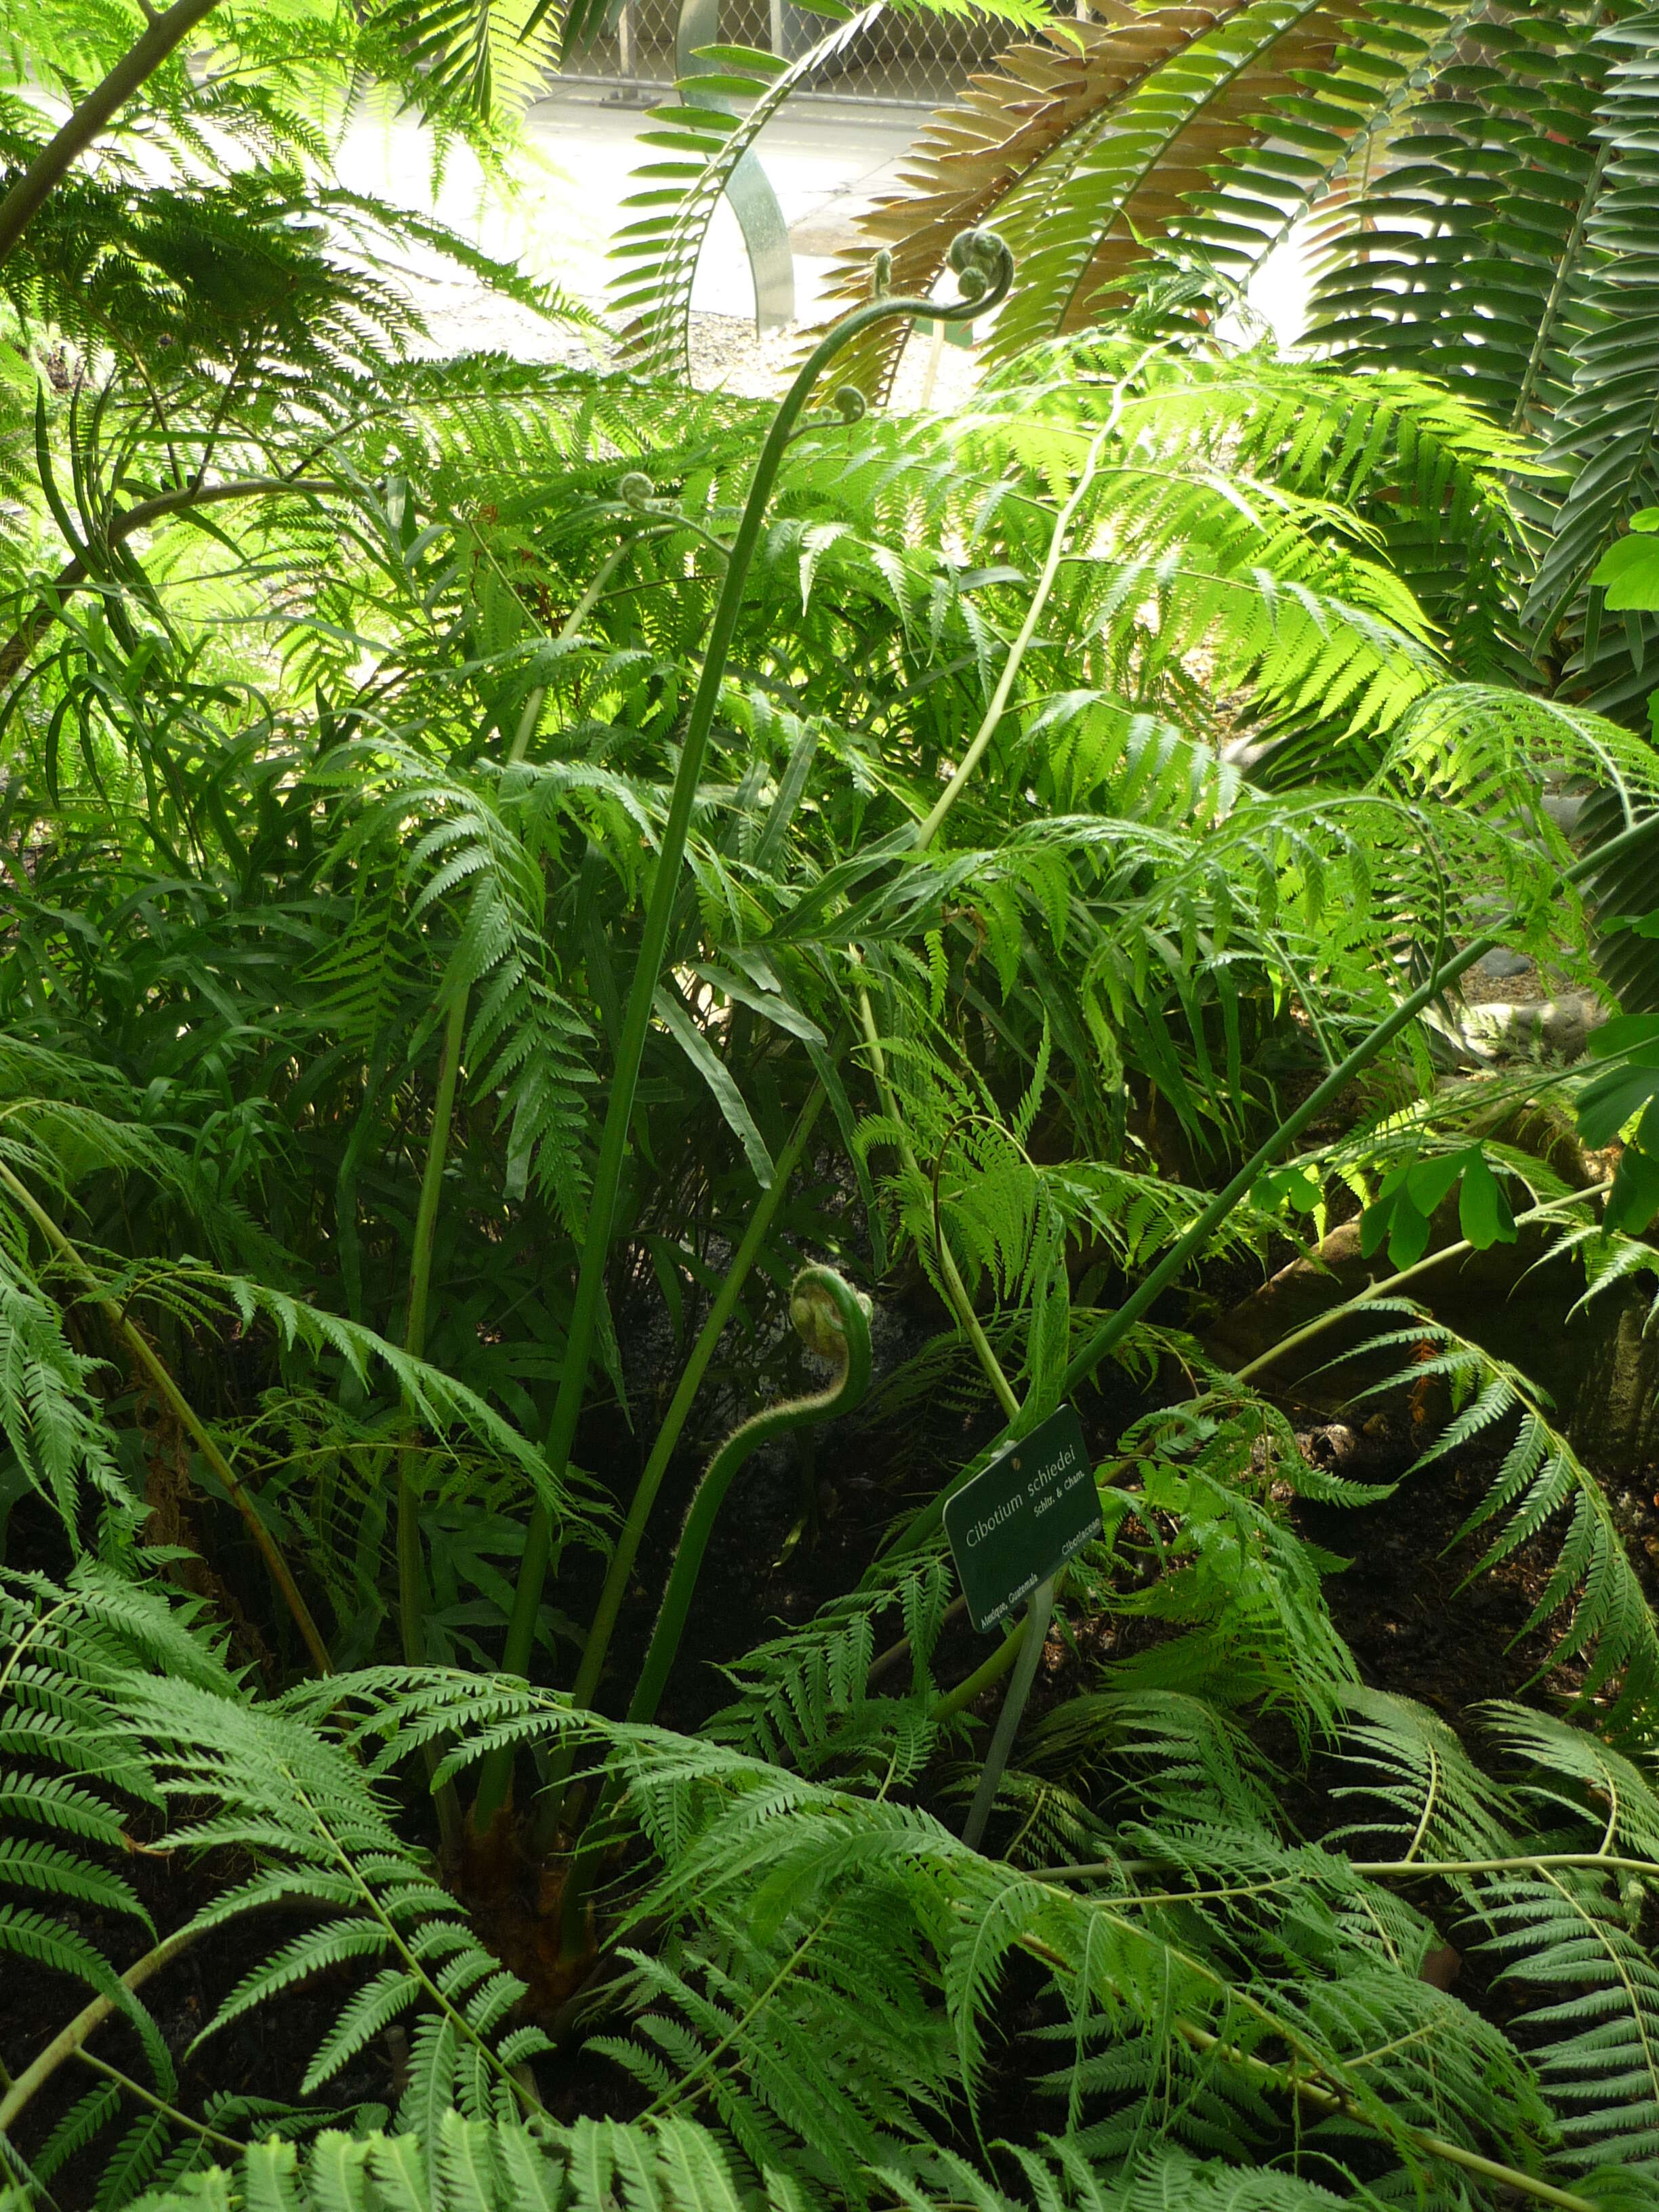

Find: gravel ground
<box><xmin>684</xmin><ymin>307</ymin><xmax>986</xmax><ymax>409</ymax></box>
<box><xmin>406</xmin><ymin>262</ymin><xmax>987</xmax><ymax>416</ymax></box>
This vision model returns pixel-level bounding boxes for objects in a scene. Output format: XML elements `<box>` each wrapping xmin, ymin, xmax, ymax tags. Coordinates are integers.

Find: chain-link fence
<box><xmin>556</xmin><ymin>0</ymin><xmax>1021</xmax><ymax>105</ymax></box>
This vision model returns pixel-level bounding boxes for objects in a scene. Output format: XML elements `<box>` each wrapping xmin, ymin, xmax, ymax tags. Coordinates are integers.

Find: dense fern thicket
<box><xmin>8</xmin><ymin>4</ymin><xmax>1659</xmax><ymax>2211</ymax></box>
<box><xmin>787</xmin><ymin>1</ymin><xmax>1659</xmax><ymax>735</ymax></box>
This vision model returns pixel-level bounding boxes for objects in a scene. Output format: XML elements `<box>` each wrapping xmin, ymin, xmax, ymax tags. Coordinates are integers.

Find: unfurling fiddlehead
<box><xmin>477</xmin><ymin>228</ymin><xmax>1012</xmax><ymax>1836</ymax></box>
<box><xmin>627</xmin><ymin>1265</ymin><xmax>872</xmax><ymax>1727</ymax></box>
<box><xmin>553</xmin><ymin>1269</ymin><xmax>871</xmax><ymax>1959</ymax></box>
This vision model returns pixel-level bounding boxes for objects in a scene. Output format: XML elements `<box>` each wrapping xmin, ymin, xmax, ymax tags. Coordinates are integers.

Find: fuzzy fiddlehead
<box><xmin>626</xmin><ymin>1266</ymin><xmax>872</xmax><ymax>1728</ymax></box>
<box><xmin>552</xmin><ymin>1269</ymin><xmax>872</xmax><ymax>1958</ymax></box>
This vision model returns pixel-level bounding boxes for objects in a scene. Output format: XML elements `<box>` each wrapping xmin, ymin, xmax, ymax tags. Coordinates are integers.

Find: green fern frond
<box><xmin>611</xmin><ymin>9</ymin><xmax>880</xmax><ymax>380</ymax></box>
<box><xmin>1336</xmin><ymin>1317</ymin><xmax>1659</xmax><ymax>1737</ymax></box>
<box><xmin>118</xmin><ymin>2112</ymin><xmax>776</xmax><ymax>2212</ymax></box>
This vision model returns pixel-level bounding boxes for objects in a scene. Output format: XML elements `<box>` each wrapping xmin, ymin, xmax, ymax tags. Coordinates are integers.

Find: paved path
<box><xmin>331</xmin><ymin>81</ymin><xmax>1306</xmax><ymax>396</ymax></box>
<box><xmin>332</xmin><ymin>85</ymin><xmax>926</xmax><ymax>386</ymax></box>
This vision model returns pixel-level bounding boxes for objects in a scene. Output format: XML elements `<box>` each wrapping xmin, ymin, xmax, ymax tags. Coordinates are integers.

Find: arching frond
<box><xmin>1337</xmin><ymin>1309</ymin><xmax>1659</xmax><ymax>1740</ymax></box>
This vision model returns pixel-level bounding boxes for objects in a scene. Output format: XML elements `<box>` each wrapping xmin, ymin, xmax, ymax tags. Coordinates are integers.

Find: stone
<box><xmin>1567</xmin><ymin>1286</ymin><xmax>1659</xmax><ymax>1471</ymax></box>
<box><xmin>1461</xmin><ymin>991</ymin><xmax>1606</xmax><ymax>1063</ymax></box>
<box><xmin>1471</xmin><ymin>947</ymin><xmax>1534</xmax><ymax>981</ymax></box>
<box><xmin>1206</xmin><ymin>1199</ymin><xmax>1659</xmax><ymax>1472</ymax></box>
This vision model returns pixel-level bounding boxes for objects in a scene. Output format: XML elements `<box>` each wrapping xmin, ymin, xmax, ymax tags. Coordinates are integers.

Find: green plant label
<box><xmin>943</xmin><ymin>1404</ymin><xmax>1101</xmax><ymax>1633</ymax></box>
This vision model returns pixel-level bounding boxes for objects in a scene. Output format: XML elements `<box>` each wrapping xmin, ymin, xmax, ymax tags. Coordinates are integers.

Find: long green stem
<box><xmin>916</xmin><ymin>412</ymin><xmax>1115</xmax><ymax>851</ymax></box>
<box><xmin>507</xmin><ymin>685</ymin><xmax>547</xmax><ymax>767</ymax></box>
<box><xmin>961</xmin><ymin>1574</ymin><xmax>1053</xmax><ymax>1849</ymax></box>
<box><xmin>643</xmin><ymin>1923</ymin><xmax>824</xmax><ymax>2120</ymax></box>
<box><xmin>855</xmin><ymin>983</ymin><xmax>1020</xmax><ymax>1421</ymax></box>
<box><xmin>563</xmin><ymin>1084</ymin><xmax>829</xmax><ymax>1721</ymax></box>
<box><xmin>533</xmin><ymin>1086</ymin><xmax>831</xmax><ymax>1854</ymax></box>
<box><xmin>516</xmin><ymin>541</ymin><xmax>636</xmax><ymax>737</ymax></box>
<box><xmin>555</xmin><ymin>1268</ymin><xmax>872</xmax><ymax>1954</ymax></box>
<box><xmin>398</xmin><ymin>991</ymin><xmax>468</xmax><ymax>1854</ymax></box>
<box><xmin>846</xmin><ymin>403</ymin><xmax>1130</xmax><ymax>1414</ymax></box>
<box><xmin>473</xmin><ymin>232</ymin><xmax>1015</xmax><ymax>1835</ymax></box>
<box><xmin>0</xmin><ymin>1160</ymin><xmax>331</xmax><ymax>1673</ymax></box>
<box><xmin>853</xmin><ymin>982</ymin><xmax>1060</xmax><ymax>1851</ymax></box>
<box><xmin>628</xmin><ymin>1267</ymin><xmax>871</xmax><ymax>1727</ymax></box>
<box><xmin>929</xmin><ymin>1609</ymin><xmax>1029</xmax><ymax>1723</ymax></box>
<box><xmin>1164</xmin><ymin>2016</ymin><xmax>1597</xmax><ymax>2212</ymax></box>
<box><xmin>1014</xmin><ymin>1886</ymin><xmax>1599</xmax><ymax>2212</ymax></box>
<box><xmin>885</xmin><ymin>811</ymin><xmax>1659</xmax><ymax>1560</ymax></box>
<box><xmin>1040</xmin><ymin>1848</ymin><xmax>1659</xmax><ymax>1885</ymax></box>
<box><xmin>70</xmin><ymin>2050</ymin><xmax>245</xmax><ymax>2157</ymax></box>
<box><xmin>0</xmin><ymin>1923</ymin><xmax>204</xmax><ymax>2135</ymax></box>
<box><xmin>1364</xmin><ymin>1851</ymin><xmax>1654</xmax><ymax>1879</ymax></box>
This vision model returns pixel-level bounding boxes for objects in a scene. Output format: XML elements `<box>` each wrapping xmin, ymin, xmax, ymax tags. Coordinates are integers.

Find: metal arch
<box><xmin>676</xmin><ymin>0</ymin><xmax>795</xmax><ymax>337</ymax></box>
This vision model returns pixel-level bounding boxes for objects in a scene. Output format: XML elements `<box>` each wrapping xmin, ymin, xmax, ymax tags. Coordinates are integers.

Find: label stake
<box><xmin>961</xmin><ymin>1573</ymin><xmax>1055</xmax><ymax>1851</ymax></box>
<box><xmin>942</xmin><ymin>1404</ymin><xmax>1099</xmax><ymax>1853</ymax></box>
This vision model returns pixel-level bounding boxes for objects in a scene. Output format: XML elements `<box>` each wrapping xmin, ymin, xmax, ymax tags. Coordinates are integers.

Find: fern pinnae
<box><xmin>203</xmin><ymin>1923</ymin><xmax>398</xmax><ymax>2048</ymax></box>
<box><xmin>0</xmin><ymin>1767</ymin><xmax>133</xmax><ymax>1849</ymax></box>
<box><xmin>0</xmin><ymin>1834</ymin><xmax>147</xmax><ymax>1923</ymax></box>
<box><xmin>31</xmin><ymin>2081</ymin><xmax>125</xmax><ymax>2188</ymax></box>
<box><xmin>1333</xmin><ymin>1317</ymin><xmax>1659</xmax><ymax>1732</ymax></box>
<box><xmin>300</xmin><ymin>1967</ymin><xmax>423</xmax><ymax>2096</ymax></box>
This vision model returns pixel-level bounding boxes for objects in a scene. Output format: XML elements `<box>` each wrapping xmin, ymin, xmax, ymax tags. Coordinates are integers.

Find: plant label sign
<box><xmin>943</xmin><ymin>1404</ymin><xmax>1101</xmax><ymax>1633</ymax></box>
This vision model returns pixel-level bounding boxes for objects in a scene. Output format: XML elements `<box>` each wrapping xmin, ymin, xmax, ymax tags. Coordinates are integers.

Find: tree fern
<box><xmin>5</xmin><ymin>40</ymin><xmax>1659</xmax><ymax>2207</ymax></box>
<box><xmin>692</xmin><ymin>2</ymin><xmax>1659</xmax><ymax>714</ymax></box>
